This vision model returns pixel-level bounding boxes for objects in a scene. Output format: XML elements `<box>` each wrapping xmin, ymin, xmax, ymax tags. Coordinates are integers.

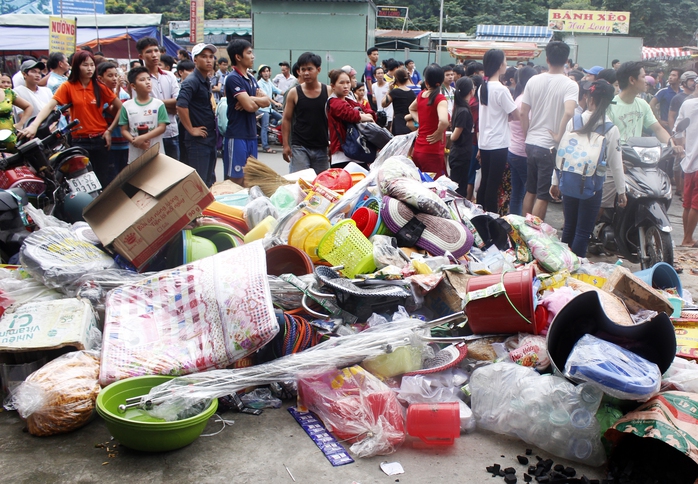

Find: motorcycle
<box><xmin>590</xmin><ymin>118</ymin><xmax>690</xmax><ymax>269</ymax></box>
<box><xmin>256</xmin><ymin>111</ymin><xmax>283</xmax><ymax>146</ymax></box>
<box><xmin>0</xmin><ymin>103</ymin><xmax>101</xmax><ymax>225</ymax></box>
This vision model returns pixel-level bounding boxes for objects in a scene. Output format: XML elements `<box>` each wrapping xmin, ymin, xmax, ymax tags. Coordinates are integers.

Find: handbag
<box><xmin>356</xmin><ymin>122</ymin><xmax>393</xmax><ymax>149</ymax></box>
<box><xmin>342</xmin><ymin>123</ymin><xmax>377</xmax><ymax>164</ymax></box>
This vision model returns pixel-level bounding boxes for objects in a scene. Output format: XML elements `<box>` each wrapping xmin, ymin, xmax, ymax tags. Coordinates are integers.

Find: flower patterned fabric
<box><xmin>99</xmin><ymin>241</ymin><xmax>278</xmax><ymax>385</ymax></box>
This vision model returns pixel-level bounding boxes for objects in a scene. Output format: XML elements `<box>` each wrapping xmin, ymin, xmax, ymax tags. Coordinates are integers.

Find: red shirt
<box><xmin>414</xmin><ymin>92</ymin><xmax>447</xmax><ymax>155</ymax></box>
<box><xmin>469</xmin><ymin>95</ymin><xmax>480</xmax><ymax>138</ymax></box>
<box><xmin>327</xmin><ymin>96</ymin><xmax>375</xmax><ymax>155</ymax></box>
<box><xmin>54</xmin><ymin>79</ymin><xmax>117</xmax><ymax>136</ymax></box>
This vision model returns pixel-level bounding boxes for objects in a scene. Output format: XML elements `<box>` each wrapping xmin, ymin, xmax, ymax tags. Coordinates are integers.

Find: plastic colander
<box><xmin>317</xmin><ymin>219</ymin><xmax>376</xmax><ymax>278</ymax></box>
<box><xmin>354</xmin><ymin>196</ymin><xmax>392</xmax><ymax>236</ymax></box>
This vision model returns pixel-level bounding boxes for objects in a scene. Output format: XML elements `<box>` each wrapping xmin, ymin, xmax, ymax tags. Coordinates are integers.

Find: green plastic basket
<box><xmin>317</xmin><ymin>219</ymin><xmax>376</xmax><ymax>278</ymax></box>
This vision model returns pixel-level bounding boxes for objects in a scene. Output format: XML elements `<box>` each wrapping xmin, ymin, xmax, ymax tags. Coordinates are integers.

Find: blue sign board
<box><xmin>51</xmin><ymin>0</ymin><xmax>105</xmax><ymax>15</ymax></box>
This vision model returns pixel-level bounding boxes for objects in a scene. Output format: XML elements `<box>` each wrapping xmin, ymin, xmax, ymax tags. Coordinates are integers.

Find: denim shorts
<box><xmin>525</xmin><ymin>144</ymin><xmax>556</xmax><ymax>202</ymax></box>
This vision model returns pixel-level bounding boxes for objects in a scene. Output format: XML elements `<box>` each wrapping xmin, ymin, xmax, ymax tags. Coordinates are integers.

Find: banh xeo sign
<box><xmin>547</xmin><ymin>10</ymin><xmax>630</xmax><ymax>35</ymax></box>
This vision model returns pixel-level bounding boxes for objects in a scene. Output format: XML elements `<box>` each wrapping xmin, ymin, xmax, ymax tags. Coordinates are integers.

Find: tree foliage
<box><xmin>106</xmin><ymin>0</ymin><xmax>250</xmax><ymax>25</ymax></box>
<box><xmin>106</xmin><ymin>0</ymin><xmax>698</xmax><ymax>47</ymax></box>
<box><xmin>375</xmin><ymin>0</ymin><xmax>698</xmax><ymax>47</ymax></box>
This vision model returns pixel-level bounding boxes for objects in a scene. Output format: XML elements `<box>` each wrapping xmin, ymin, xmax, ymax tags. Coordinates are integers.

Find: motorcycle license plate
<box><xmin>68</xmin><ymin>172</ymin><xmax>101</xmax><ymax>194</ymax></box>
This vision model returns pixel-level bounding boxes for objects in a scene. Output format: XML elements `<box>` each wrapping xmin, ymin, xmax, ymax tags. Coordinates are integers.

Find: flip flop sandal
<box><xmin>263</xmin><ymin>148</ymin><xmax>276</xmax><ymax>154</ymax></box>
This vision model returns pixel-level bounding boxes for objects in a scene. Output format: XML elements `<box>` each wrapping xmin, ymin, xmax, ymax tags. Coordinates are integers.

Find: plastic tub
<box><xmin>265</xmin><ymin>244</ymin><xmax>315</xmax><ymax>276</ymax></box>
<box><xmin>633</xmin><ymin>262</ymin><xmax>683</xmax><ymax>297</ymax></box>
<box><xmin>406</xmin><ymin>402</ymin><xmax>460</xmax><ymax>446</ymax></box>
<box><xmin>317</xmin><ymin>220</ymin><xmax>376</xmax><ymax>278</ymax></box>
<box><xmin>96</xmin><ymin>375</ymin><xmax>218</xmax><ymax>452</ymax></box>
<box><xmin>287</xmin><ymin>213</ymin><xmax>332</xmax><ymax>263</ymax></box>
<box><xmin>183</xmin><ymin>230</ymin><xmax>217</xmax><ymax>264</ymax></box>
<box><xmin>465</xmin><ymin>269</ymin><xmax>538</xmax><ymax>334</ymax></box>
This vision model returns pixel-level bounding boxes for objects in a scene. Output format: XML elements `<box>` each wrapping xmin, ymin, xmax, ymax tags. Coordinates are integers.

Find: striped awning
<box><xmin>642</xmin><ymin>47</ymin><xmax>694</xmax><ymax>61</ymax></box>
<box><xmin>476</xmin><ymin>25</ymin><xmax>553</xmax><ymax>44</ymax></box>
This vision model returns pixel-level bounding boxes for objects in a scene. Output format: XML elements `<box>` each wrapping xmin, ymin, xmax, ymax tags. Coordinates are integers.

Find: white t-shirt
<box><xmin>149</xmin><ymin>69</ymin><xmax>179</xmax><ymax>138</ymax></box>
<box><xmin>477</xmin><ymin>80</ymin><xmax>517</xmax><ymax>150</ymax></box>
<box><xmin>119</xmin><ymin>97</ymin><xmax>170</xmax><ymax>163</ymax></box>
<box><xmin>676</xmin><ymin>97</ymin><xmax>698</xmax><ymax>174</ymax></box>
<box><xmin>522</xmin><ymin>73</ymin><xmax>579</xmax><ymax>148</ymax></box>
<box><xmin>372</xmin><ymin>82</ymin><xmax>393</xmax><ymax>122</ymax></box>
<box><xmin>13</xmin><ymin>85</ymin><xmax>53</xmax><ymax>126</ymax></box>
<box><xmin>12</xmin><ymin>71</ymin><xmax>25</xmax><ymax>89</ymax></box>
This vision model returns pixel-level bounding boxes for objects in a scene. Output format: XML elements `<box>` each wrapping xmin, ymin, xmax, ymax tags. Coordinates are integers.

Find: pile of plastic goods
<box><xmin>2</xmin><ymin>133</ymin><xmax>698</xmax><ymax>477</ymax></box>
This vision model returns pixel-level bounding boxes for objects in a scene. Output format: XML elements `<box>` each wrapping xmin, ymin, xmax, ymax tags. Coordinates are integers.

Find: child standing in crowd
<box><xmin>408</xmin><ymin>64</ymin><xmax>449</xmax><ymax>177</ymax></box>
<box><xmin>326</xmin><ymin>69</ymin><xmax>375</xmax><ymax>168</ymax></box>
<box><xmin>441</xmin><ymin>64</ymin><xmax>455</xmax><ymax>117</ymax></box>
<box><xmin>477</xmin><ymin>49</ymin><xmax>519</xmax><ymax>213</ymax></box>
<box><xmin>448</xmin><ymin>76</ymin><xmax>475</xmax><ymax>197</ymax></box>
<box><xmin>119</xmin><ymin>66</ymin><xmax>169</xmax><ymax>164</ymax></box>
<box><xmin>507</xmin><ymin>66</ymin><xmax>536</xmax><ymax>215</ymax></box>
<box><xmin>550</xmin><ymin>80</ymin><xmax>624</xmax><ymax>257</ymax></box>
<box><xmin>98</xmin><ymin>62</ymin><xmax>131</xmax><ymax>173</ymax></box>
<box><xmin>20</xmin><ymin>50</ymin><xmax>123</xmax><ymax>187</ymax></box>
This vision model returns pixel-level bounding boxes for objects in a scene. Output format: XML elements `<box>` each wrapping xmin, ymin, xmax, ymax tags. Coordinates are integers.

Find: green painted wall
<box><xmin>251</xmin><ymin>0</ymin><xmax>375</xmax><ymax>83</ymax></box>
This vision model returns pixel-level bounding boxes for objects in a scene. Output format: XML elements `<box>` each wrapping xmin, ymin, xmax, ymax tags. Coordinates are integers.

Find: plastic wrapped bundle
<box><xmin>99</xmin><ymin>241</ymin><xmax>278</xmax><ymax>385</ymax></box>
<box><xmin>297</xmin><ymin>365</ymin><xmax>405</xmax><ymax>457</ymax></box>
<box><xmin>19</xmin><ymin>227</ymin><xmax>117</xmax><ymax>293</ymax></box>
<box><xmin>12</xmin><ymin>351</ymin><xmax>100</xmax><ymax>436</ymax></box>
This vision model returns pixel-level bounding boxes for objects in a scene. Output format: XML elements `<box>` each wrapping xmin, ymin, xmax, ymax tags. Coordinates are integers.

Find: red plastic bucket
<box><xmin>465</xmin><ymin>268</ymin><xmax>538</xmax><ymax>334</ymax></box>
<box><xmin>406</xmin><ymin>402</ymin><xmax>460</xmax><ymax>446</ymax></box>
<box><xmin>351</xmin><ymin>207</ymin><xmax>378</xmax><ymax>238</ymax></box>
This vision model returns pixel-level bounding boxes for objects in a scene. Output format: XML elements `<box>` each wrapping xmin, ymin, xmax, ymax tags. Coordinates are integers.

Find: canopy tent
<box><xmin>641</xmin><ymin>46</ymin><xmax>696</xmax><ymax>62</ymax></box>
<box><xmin>0</xmin><ymin>14</ymin><xmax>163</xmax><ymax>28</ymax></box>
<box><xmin>476</xmin><ymin>25</ymin><xmax>553</xmax><ymax>44</ymax></box>
<box><xmin>0</xmin><ymin>25</ymin><xmax>182</xmax><ymax>58</ymax></box>
<box><xmin>447</xmin><ymin>41</ymin><xmax>542</xmax><ymax>61</ymax></box>
<box><xmin>169</xmin><ymin>19</ymin><xmax>251</xmax><ymax>39</ymax></box>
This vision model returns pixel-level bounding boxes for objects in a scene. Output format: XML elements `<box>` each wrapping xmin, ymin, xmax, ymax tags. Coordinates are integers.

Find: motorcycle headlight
<box><xmin>632</xmin><ymin>146</ymin><xmax>661</xmax><ymax>165</ymax></box>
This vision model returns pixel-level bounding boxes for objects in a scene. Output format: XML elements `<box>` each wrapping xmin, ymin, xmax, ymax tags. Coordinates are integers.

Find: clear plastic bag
<box><xmin>0</xmin><ymin>268</ymin><xmax>62</xmax><ymax>317</ymax></box>
<box><xmin>662</xmin><ymin>357</ymin><xmax>698</xmax><ymax>393</ymax></box>
<box><xmin>375</xmin><ymin>155</ymin><xmax>421</xmax><ymax>191</ymax></box>
<box><xmin>564</xmin><ymin>334</ymin><xmax>661</xmax><ymax>400</ymax></box>
<box><xmin>19</xmin><ymin>227</ymin><xmax>117</xmax><ymax>293</ymax></box>
<box><xmin>470</xmin><ymin>362</ymin><xmax>605</xmax><ymax>466</ymax></box>
<box><xmin>372</xmin><ymin>132</ymin><xmax>418</xmax><ymax>167</ymax></box>
<box><xmin>240</xmin><ymin>387</ymin><xmax>282</xmax><ymax>409</ymax></box>
<box><xmin>372</xmin><ymin>235</ymin><xmax>408</xmax><ymax>270</ymax></box>
<box><xmin>244</xmin><ymin>197</ymin><xmax>279</xmax><ymax>229</ymax></box>
<box><xmin>11</xmin><ymin>350</ymin><xmax>101</xmax><ymax>436</ymax></box>
<box><xmin>297</xmin><ymin>365</ymin><xmax>405</xmax><ymax>458</ymax></box>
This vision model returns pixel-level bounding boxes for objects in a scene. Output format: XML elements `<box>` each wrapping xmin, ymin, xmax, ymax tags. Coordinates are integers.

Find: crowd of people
<box><xmin>2</xmin><ymin>38</ymin><xmax>697</xmax><ymax>256</ymax></box>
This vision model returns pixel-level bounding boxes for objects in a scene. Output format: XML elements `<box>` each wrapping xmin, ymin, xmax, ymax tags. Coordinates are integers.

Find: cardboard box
<box><xmin>601</xmin><ymin>266</ymin><xmax>674</xmax><ymax>316</ymax></box>
<box><xmin>84</xmin><ymin>144</ymin><xmax>214</xmax><ymax>270</ymax></box>
<box><xmin>424</xmin><ymin>271</ymin><xmax>472</xmax><ymax>319</ymax></box>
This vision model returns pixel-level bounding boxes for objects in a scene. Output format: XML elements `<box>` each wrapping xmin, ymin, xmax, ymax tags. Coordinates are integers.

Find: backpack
<box><xmin>555</xmin><ymin>114</ymin><xmax>614</xmax><ymax>200</ymax></box>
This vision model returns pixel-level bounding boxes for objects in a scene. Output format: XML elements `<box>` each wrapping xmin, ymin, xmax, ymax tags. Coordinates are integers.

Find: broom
<box><xmin>243</xmin><ymin>156</ymin><xmax>291</xmax><ymax>196</ymax></box>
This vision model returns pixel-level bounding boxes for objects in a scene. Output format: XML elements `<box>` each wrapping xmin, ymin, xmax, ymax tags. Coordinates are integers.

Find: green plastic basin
<box><xmin>96</xmin><ymin>375</ymin><xmax>218</xmax><ymax>452</ymax></box>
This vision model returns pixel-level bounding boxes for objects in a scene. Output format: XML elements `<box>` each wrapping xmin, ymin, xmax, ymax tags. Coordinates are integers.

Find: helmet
<box><xmin>62</xmin><ymin>191</ymin><xmax>93</xmax><ymax>223</ymax></box>
<box><xmin>680</xmin><ymin>71</ymin><xmax>698</xmax><ymax>84</ymax></box>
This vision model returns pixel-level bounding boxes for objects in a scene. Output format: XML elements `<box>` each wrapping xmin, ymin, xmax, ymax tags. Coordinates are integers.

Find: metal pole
<box><xmin>437</xmin><ymin>0</ymin><xmax>444</xmax><ymax>64</ymax></box>
<box><xmin>93</xmin><ymin>0</ymin><xmax>101</xmax><ymax>51</ymax></box>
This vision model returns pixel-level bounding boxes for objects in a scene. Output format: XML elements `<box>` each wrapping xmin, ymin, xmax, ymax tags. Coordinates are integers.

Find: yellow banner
<box><xmin>48</xmin><ymin>16</ymin><xmax>77</xmax><ymax>55</ymax></box>
<box><xmin>547</xmin><ymin>10</ymin><xmax>630</xmax><ymax>35</ymax></box>
<box><xmin>190</xmin><ymin>0</ymin><xmax>205</xmax><ymax>44</ymax></box>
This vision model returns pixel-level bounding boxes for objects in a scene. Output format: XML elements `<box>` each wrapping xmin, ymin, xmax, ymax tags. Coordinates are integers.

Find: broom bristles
<box><xmin>243</xmin><ymin>156</ymin><xmax>291</xmax><ymax>196</ymax></box>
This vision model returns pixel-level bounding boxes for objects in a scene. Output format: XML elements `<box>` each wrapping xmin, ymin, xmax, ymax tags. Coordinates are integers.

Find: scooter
<box><xmin>590</xmin><ymin>118</ymin><xmax>690</xmax><ymax>269</ymax></box>
<box><xmin>0</xmin><ymin>103</ymin><xmax>101</xmax><ymax>223</ymax></box>
<box><xmin>256</xmin><ymin>113</ymin><xmax>283</xmax><ymax>146</ymax></box>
